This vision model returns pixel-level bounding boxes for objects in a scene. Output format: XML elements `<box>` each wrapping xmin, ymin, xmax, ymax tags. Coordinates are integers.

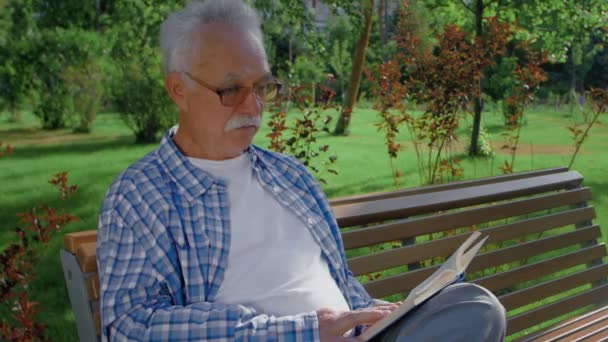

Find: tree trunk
<box><xmin>334</xmin><ymin>0</ymin><xmax>374</xmax><ymax>135</ymax></box>
<box><xmin>379</xmin><ymin>0</ymin><xmax>386</xmax><ymax>49</ymax></box>
<box><xmin>469</xmin><ymin>0</ymin><xmax>484</xmax><ymax>156</ymax></box>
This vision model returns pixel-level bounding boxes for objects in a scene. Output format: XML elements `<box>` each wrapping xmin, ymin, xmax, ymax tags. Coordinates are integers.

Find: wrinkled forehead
<box><xmin>191</xmin><ymin>22</ymin><xmax>269</xmax><ymax>83</ymax></box>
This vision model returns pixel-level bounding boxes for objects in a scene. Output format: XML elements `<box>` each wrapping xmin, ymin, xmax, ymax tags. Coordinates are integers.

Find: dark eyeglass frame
<box><xmin>182</xmin><ymin>71</ymin><xmax>282</xmax><ymax>107</ymax></box>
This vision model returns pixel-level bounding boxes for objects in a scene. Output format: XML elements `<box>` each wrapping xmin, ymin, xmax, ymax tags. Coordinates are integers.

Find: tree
<box><xmin>0</xmin><ymin>0</ymin><xmax>36</xmax><ymax>123</ymax></box>
<box><xmin>499</xmin><ymin>0</ymin><xmax>608</xmax><ymax>107</ymax></box>
<box><xmin>326</xmin><ymin>16</ymin><xmax>354</xmax><ymax>101</ymax></box>
<box><xmin>334</xmin><ymin>0</ymin><xmax>374</xmax><ymax>135</ymax></box>
<box><xmin>106</xmin><ymin>0</ymin><xmax>185</xmax><ymax>142</ymax></box>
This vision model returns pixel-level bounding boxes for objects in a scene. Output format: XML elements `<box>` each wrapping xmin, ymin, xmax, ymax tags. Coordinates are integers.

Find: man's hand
<box><xmin>316</xmin><ymin>306</ymin><xmax>394</xmax><ymax>342</ymax></box>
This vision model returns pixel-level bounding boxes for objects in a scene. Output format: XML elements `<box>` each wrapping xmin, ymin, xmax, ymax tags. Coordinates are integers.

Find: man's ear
<box><xmin>165</xmin><ymin>72</ymin><xmax>188</xmax><ymax>112</ymax></box>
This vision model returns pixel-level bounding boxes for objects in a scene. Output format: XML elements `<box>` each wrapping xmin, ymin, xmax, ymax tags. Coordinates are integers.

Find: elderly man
<box><xmin>97</xmin><ymin>0</ymin><xmax>506</xmax><ymax>341</ymax></box>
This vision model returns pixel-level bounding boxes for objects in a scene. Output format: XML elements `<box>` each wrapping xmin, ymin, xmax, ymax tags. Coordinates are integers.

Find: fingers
<box><xmin>334</xmin><ymin>308</ymin><xmax>392</xmax><ymax>334</ymax></box>
<box><xmin>372</xmin><ymin>303</ymin><xmax>400</xmax><ymax>311</ymax></box>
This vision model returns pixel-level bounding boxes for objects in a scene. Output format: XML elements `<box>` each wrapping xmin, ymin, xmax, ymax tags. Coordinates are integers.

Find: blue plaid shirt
<box><xmin>97</xmin><ymin>129</ymin><xmax>374</xmax><ymax>341</ymax></box>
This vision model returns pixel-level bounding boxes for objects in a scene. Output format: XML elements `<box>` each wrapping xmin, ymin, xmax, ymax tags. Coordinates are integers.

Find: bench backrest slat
<box><xmin>475</xmin><ymin>245</ymin><xmax>607</xmax><ymax>293</ymax></box>
<box><xmin>64</xmin><ymin>231</ymin><xmax>97</xmax><ymax>254</ymax></box>
<box><xmin>77</xmin><ymin>242</ymin><xmax>98</xmax><ymax>273</ymax></box>
<box><xmin>498</xmin><ymin>263</ymin><xmax>608</xmax><ymax>311</ymax></box>
<box><xmin>347</xmin><ymin>222</ymin><xmax>599</xmax><ymax>277</ymax></box>
<box><xmin>330</xmin><ymin>167</ymin><xmax>569</xmax><ymax>206</ymax></box>
<box><xmin>334</xmin><ymin>171</ymin><xmax>583</xmax><ymax>226</ymax></box>
<box><xmin>342</xmin><ymin>187</ymin><xmax>592</xmax><ymax>249</ymax></box>
<box><xmin>86</xmin><ymin>274</ymin><xmax>100</xmax><ymax>301</ymax></box>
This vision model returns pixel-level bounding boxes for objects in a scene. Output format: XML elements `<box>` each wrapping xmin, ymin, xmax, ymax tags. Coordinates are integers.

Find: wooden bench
<box><xmin>60</xmin><ymin>167</ymin><xmax>608</xmax><ymax>341</ymax></box>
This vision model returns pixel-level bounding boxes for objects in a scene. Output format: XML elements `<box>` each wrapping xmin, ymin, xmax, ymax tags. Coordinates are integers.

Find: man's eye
<box><xmin>221</xmin><ymin>87</ymin><xmax>241</xmax><ymax>96</ymax></box>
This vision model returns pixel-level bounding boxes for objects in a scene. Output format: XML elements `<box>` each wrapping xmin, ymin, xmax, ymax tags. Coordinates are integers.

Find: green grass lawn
<box><xmin>0</xmin><ymin>104</ymin><xmax>606</xmax><ymax>341</ymax></box>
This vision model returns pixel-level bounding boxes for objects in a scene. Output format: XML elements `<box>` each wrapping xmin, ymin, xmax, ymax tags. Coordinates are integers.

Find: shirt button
<box><xmin>307</xmin><ymin>217</ymin><xmax>315</xmax><ymax>225</ymax></box>
<box><xmin>273</xmin><ymin>186</ymin><xmax>280</xmax><ymax>192</ymax></box>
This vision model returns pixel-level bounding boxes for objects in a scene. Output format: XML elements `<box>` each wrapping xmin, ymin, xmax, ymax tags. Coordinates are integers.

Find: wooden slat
<box><xmin>343</xmin><ymin>188</ymin><xmax>592</xmax><ymax>249</ymax></box>
<box><xmin>334</xmin><ymin>171</ymin><xmax>583</xmax><ymax>227</ymax></box>
<box><xmin>330</xmin><ymin>167</ymin><xmax>569</xmax><ymax>206</ymax></box>
<box><xmin>498</xmin><ymin>264</ymin><xmax>608</xmax><ymax>311</ymax></box>
<box><xmin>570</xmin><ymin>325</ymin><xmax>608</xmax><ymax>342</ymax></box>
<box><xmin>520</xmin><ymin>306</ymin><xmax>608</xmax><ymax>341</ymax></box>
<box><xmin>507</xmin><ymin>284</ymin><xmax>608</xmax><ymax>335</ymax></box>
<box><xmin>363</xmin><ymin>244</ymin><xmax>605</xmax><ymax>299</ymax></box>
<box><xmin>86</xmin><ymin>274</ymin><xmax>100</xmax><ymax>301</ymax></box>
<box><xmin>347</xmin><ymin>223</ymin><xmax>599</xmax><ymax>277</ymax></box>
<box><xmin>343</xmin><ymin>195</ymin><xmax>595</xmax><ymax>249</ymax></box>
<box><xmin>93</xmin><ymin>310</ymin><xmax>101</xmax><ymax>336</ymax></box>
<box><xmin>76</xmin><ymin>242</ymin><xmax>98</xmax><ymax>273</ymax></box>
<box><xmin>64</xmin><ymin>230</ymin><xmax>97</xmax><ymax>254</ymax></box>
<box><xmin>475</xmin><ymin>244</ymin><xmax>607</xmax><ymax>293</ymax></box>
<box><xmin>469</xmin><ymin>226</ymin><xmax>601</xmax><ymax>272</ymax></box>
<box><xmin>349</xmin><ymin>232</ymin><xmax>474</xmax><ymax>276</ymax></box>
<box><xmin>554</xmin><ymin>313</ymin><xmax>608</xmax><ymax>341</ymax></box>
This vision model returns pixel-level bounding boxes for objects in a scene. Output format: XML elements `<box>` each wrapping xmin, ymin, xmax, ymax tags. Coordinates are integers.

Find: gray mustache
<box><xmin>224</xmin><ymin>116</ymin><xmax>262</xmax><ymax>132</ymax></box>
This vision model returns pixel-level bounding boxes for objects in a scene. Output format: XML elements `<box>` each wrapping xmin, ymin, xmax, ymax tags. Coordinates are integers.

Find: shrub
<box><xmin>112</xmin><ymin>52</ymin><xmax>176</xmax><ymax>143</ymax></box>
<box><xmin>0</xmin><ymin>172</ymin><xmax>78</xmax><ymax>341</ymax></box>
<box><xmin>63</xmin><ymin>59</ymin><xmax>105</xmax><ymax>133</ymax></box>
<box><xmin>31</xmin><ymin>28</ymin><xmax>107</xmax><ymax>130</ymax></box>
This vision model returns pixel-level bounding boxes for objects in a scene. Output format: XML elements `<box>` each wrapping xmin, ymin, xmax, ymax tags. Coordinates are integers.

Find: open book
<box><xmin>358</xmin><ymin>231</ymin><xmax>488</xmax><ymax>341</ymax></box>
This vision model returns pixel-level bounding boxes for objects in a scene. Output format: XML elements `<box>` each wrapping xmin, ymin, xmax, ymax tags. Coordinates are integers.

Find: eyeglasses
<box><xmin>182</xmin><ymin>71</ymin><xmax>282</xmax><ymax>107</ymax></box>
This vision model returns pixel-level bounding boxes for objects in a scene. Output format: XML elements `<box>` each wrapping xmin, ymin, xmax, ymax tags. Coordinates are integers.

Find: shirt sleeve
<box><xmin>96</xmin><ymin>191</ymin><xmax>319</xmax><ymax>342</ymax></box>
<box><xmin>291</xmin><ymin>160</ymin><xmax>374</xmax><ymax>310</ymax></box>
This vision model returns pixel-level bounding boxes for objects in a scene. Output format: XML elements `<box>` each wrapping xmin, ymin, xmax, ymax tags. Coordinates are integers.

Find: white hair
<box><xmin>160</xmin><ymin>0</ymin><xmax>266</xmax><ymax>75</ymax></box>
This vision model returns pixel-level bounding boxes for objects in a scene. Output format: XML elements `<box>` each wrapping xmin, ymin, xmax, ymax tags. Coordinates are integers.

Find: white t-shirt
<box><xmin>187</xmin><ymin>152</ymin><xmax>350</xmax><ymax>317</ymax></box>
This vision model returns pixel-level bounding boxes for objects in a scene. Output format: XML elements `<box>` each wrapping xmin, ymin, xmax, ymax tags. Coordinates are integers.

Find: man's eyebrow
<box><xmin>222</xmin><ymin>72</ymin><xmax>242</xmax><ymax>84</ymax></box>
<box><xmin>256</xmin><ymin>72</ymin><xmax>274</xmax><ymax>83</ymax></box>
<box><xmin>221</xmin><ymin>71</ymin><xmax>274</xmax><ymax>85</ymax></box>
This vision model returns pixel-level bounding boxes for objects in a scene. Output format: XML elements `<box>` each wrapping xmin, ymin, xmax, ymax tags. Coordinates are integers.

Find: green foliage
<box><xmin>104</xmin><ymin>0</ymin><xmax>183</xmax><ymax>142</ymax></box>
<box><xmin>63</xmin><ymin>60</ymin><xmax>105</xmax><ymax>133</ymax></box>
<box><xmin>29</xmin><ymin>28</ymin><xmax>107</xmax><ymax>130</ymax></box>
<box><xmin>472</xmin><ymin>125</ymin><xmax>494</xmax><ymax>157</ymax></box>
<box><xmin>33</xmin><ymin>0</ymin><xmax>100</xmax><ymax>30</ymax></box>
<box><xmin>326</xmin><ymin>16</ymin><xmax>354</xmax><ymax>97</ymax></box>
<box><xmin>484</xmin><ymin>57</ymin><xmax>518</xmax><ymax>102</ymax></box>
<box><xmin>0</xmin><ymin>0</ymin><xmax>37</xmax><ymax>122</ymax></box>
<box><xmin>112</xmin><ymin>51</ymin><xmax>176</xmax><ymax>143</ymax></box>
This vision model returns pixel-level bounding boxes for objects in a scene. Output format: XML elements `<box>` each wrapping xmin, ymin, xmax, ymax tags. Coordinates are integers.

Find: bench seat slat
<box><xmin>64</xmin><ymin>230</ymin><xmax>98</xmax><ymax>254</ymax></box>
<box><xmin>571</xmin><ymin>326</ymin><xmax>608</xmax><ymax>342</ymax></box>
<box><xmin>334</xmin><ymin>171</ymin><xmax>583</xmax><ymax>226</ymax></box>
<box><xmin>506</xmin><ymin>283</ymin><xmax>608</xmax><ymax>335</ymax></box>
<box><xmin>330</xmin><ymin>167</ymin><xmax>569</xmax><ymax>206</ymax></box>
<box><xmin>362</xmin><ymin>245</ymin><xmax>606</xmax><ymax>299</ymax></box>
<box><xmin>342</xmin><ymin>188</ymin><xmax>592</xmax><ymax>249</ymax></box>
<box><xmin>518</xmin><ymin>306</ymin><xmax>608</xmax><ymax>341</ymax></box>
<box><xmin>498</xmin><ymin>263</ymin><xmax>608</xmax><ymax>311</ymax></box>
<box><xmin>561</xmin><ymin>316</ymin><xmax>608</xmax><ymax>342</ymax></box>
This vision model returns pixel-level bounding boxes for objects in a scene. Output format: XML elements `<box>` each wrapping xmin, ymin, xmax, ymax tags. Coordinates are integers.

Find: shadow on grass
<box><xmin>5</xmin><ymin>135</ymin><xmax>140</xmax><ymax>160</ymax></box>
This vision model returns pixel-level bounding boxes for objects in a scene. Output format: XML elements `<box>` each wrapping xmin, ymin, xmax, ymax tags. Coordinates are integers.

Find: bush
<box><xmin>112</xmin><ymin>52</ymin><xmax>176</xmax><ymax>143</ymax></box>
<box><xmin>63</xmin><ymin>59</ymin><xmax>105</xmax><ymax>133</ymax></box>
<box><xmin>31</xmin><ymin>28</ymin><xmax>107</xmax><ymax>130</ymax></box>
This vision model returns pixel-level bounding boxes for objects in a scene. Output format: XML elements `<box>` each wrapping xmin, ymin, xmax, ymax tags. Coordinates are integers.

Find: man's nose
<box><xmin>236</xmin><ymin>88</ymin><xmax>263</xmax><ymax>115</ymax></box>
